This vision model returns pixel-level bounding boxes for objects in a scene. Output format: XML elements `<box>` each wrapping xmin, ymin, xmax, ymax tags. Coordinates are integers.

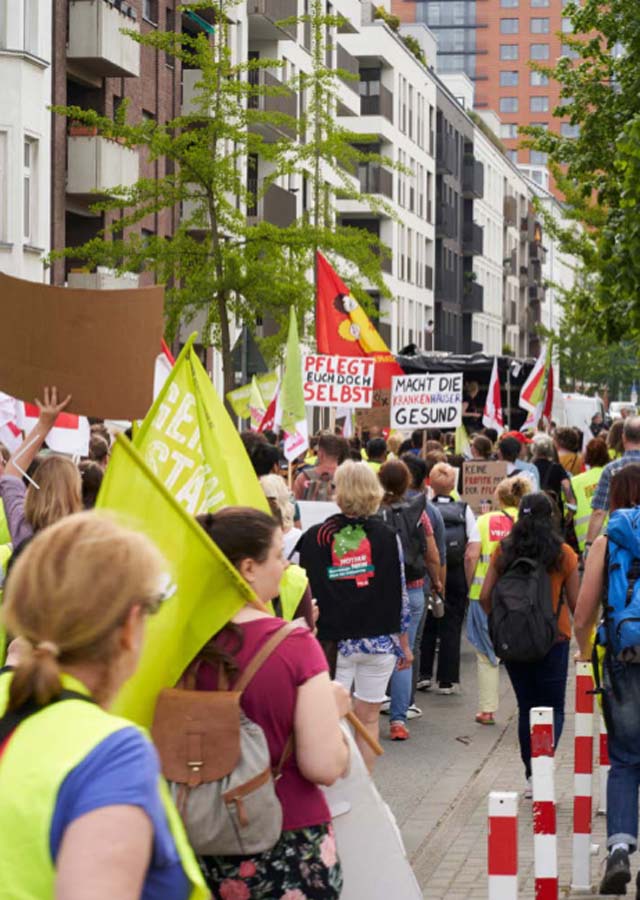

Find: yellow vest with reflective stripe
<box><xmin>468</xmin><ymin>507</ymin><xmax>518</xmax><ymax>601</ymax></box>
<box><xmin>571</xmin><ymin>467</ymin><xmax>604</xmax><ymax>553</ymax></box>
<box><xmin>0</xmin><ymin>673</ymin><xmax>208</xmax><ymax>900</ymax></box>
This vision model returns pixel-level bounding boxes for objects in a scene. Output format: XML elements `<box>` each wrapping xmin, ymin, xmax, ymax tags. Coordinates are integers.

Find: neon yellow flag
<box><xmin>249</xmin><ymin>376</ymin><xmax>267</xmax><ymax>429</ymax></box>
<box><xmin>227</xmin><ymin>372</ymin><xmax>279</xmax><ymax>419</ymax></box>
<box><xmin>98</xmin><ymin>436</ymin><xmax>255</xmax><ymax>727</ymax></box>
<box><xmin>134</xmin><ymin>334</ymin><xmax>268</xmax><ymax>515</ymax></box>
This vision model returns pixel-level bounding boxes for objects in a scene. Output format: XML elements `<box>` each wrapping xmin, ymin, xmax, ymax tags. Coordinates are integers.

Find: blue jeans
<box><xmin>505</xmin><ymin>640</ymin><xmax>570</xmax><ymax>778</ymax></box>
<box><xmin>603</xmin><ymin>659</ymin><xmax>640</xmax><ymax>851</ymax></box>
<box><xmin>389</xmin><ymin>587</ymin><xmax>425</xmax><ymax>724</ymax></box>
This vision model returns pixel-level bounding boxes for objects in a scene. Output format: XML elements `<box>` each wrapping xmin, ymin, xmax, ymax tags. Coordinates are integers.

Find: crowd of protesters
<box><xmin>1</xmin><ymin>386</ymin><xmax>640</xmax><ymax>899</ymax></box>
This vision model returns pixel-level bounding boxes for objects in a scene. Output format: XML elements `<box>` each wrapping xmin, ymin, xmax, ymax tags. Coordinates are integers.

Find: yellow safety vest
<box><xmin>277</xmin><ymin>564</ymin><xmax>309</xmax><ymax>621</ymax></box>
<box><xmin>0</xmin><ymin>503</ymin><xmax>9</xmax><ymax>546</ymax></box>
<box><xmin>0</xmin><ymin>543</ymin><xmax>12</xmax><ymax>664</ymax></box>
<box><xmin>571</xmin><ymin>467</ymin><xmax>605</xmax><ymax>553</ymax></box>
<box><xmin>468</xmin><ymin>507</ymin><xmax>518</xmax><ymax>601</ymax></box>
<box><xmin>0</xmin><ymin>672</ymin><xmax>208</xmax><ymax>900</ymax></box>
<box><xmin>366</xmin><ymin>460</ymin><xmax>382</xmax><ymax>473</ymax></box>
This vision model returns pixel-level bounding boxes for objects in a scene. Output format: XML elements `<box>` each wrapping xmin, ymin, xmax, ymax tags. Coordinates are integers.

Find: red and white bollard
<box><xmin>571</xmin><ymin>661</ymin><xmax>595</xmax><ymax>892</ymax></box>
<box><xmin>530</xmin><ymin>707</ymin><xmax>557</xmax><ymax>900</ymax></box>
<box><xmin>598</xmin><ymin>712</ymin><xmax>610</xmax><ymax>816</ymax></box>
<box><xmin>488</xmin><ymin>791</ymin><xmax>519</xmax><ymax>900</ymax></box>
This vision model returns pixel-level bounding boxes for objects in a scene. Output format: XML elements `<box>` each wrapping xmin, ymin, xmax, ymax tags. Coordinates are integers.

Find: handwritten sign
<box><xmin>461</xmin><ymin>460</ymin><xmax>509</xmax><ymax>515</ymax></box>
<box><xmin>303</xmin><ymin>355</ymin><xmax>375</xmax><ymax>408</ymax></box>
<box><xmin>390</xmin><ymin>373</ymin><xmax>463</xmax><ymax>429</ymax></box>
<box><xmin>355</xmin><ymin>389</ymin><xmax>391</xmax><ymax>431</ymax></box>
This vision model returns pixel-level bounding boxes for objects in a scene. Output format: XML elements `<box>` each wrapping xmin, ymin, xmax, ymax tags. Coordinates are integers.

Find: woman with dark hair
<box><xmin>190</xmin><ymin>508</ymin><xmax>349</xmax><ymax>900</ymax></box>
<box><xmin>471</xmin><ymin>434</ymin><xmax>493</xmax><ymax>461</ymax></box>
<box><xmin>575</xmin><ymin>463</ymin><xmax>640</xmax><ymax>895</ymax></box>
<box><xmin>480</xmin><ymin>493</ymin><xmax>579</xmax><ymax>795</ymax></box>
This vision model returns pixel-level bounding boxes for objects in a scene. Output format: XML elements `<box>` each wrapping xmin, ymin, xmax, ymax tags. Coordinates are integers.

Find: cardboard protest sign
<box><xmin>355</xmin><ymin>389</ymin><xmax>391</xmax><ymax>431</ymax></box>
<box><xmin>390</xmin><ymin>372</ymin><xmax>463</xmax><ymax>430</ymax></box>
<box><xmin>303</xmin><ymin>355</ymin><xmax>375</xmax><ymax>408</ymax></box>
<box><xmin>0</xmin><ymin>271</ymin><xmax>163</xmax><ymax>419</ymax></box>
<box><xmin>461</xmin><ymin>460</ymin><xmax>509</xmax><ymax>515</ymax></box>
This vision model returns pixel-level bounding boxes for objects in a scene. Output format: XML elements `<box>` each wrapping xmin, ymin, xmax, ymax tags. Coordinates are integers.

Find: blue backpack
<box><xmin>598</xmin><ymin>507</ymin><xmax>640</xmax><ymax>661</ymax></box>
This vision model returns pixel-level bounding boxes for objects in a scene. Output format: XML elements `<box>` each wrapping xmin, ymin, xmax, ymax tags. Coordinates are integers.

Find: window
<box><xmin>501</xmin><ymin>0</ymin><xmax>519</xmax><ymax>5</ymax></box>
<box><xmin>530</xmin><ymin>70</ymin><xmax>549</xmax><ymax>86</ymax></box>
<box><xmin>500</xmin><ymin>123</ymin><xmax>519</xmax><ymax>138</ymax></box>
<box><xmin>531</xmin><ymin>0</ymin><xmax>549</xmax><ymax>5</ymax></box>
<box><xmin>500</xmin><ymin>44</ymin><xmax>519</xmax><ymax>60</ymax></box>
<box><xmin>530</xmin><ymin>95</ymin><xmax>549</xmax><ymax>111</ymax></box>
<box><xmin>530</xmin><ymin>121</ymin><xmax>549</xmax><ymax>130</ymax></box>
<box><xmin>500</xmin><ymin>18</ymin><xmax>519</xmax><ymax>33</ymax></box>
<box><xmin>562</xmin><ymin>17</ymin><xmax>573</xmax><ymax>32</ymax></box>
<box><xmin>143</xmin><ymin>0</ymin><xmax>158</xmax><ymax>23</ymax></box>
<box><xmin>23</xmin><ymin>0</ymin><xmax>37</xmax><ymax>55</ymax></box>
<box><xmin>530</xmin><ymin>150</ymin><xmax>548</xmax><ymax>164</ymax></box>
<box><xmin>165</xmin><ymin>8</ymin><xmax>175</xmax><ymax>67</ymax></box>
<box><xmin>500</xmin><ymin>70</ymin><xmax>519</xmax><ymax>86</ymax></box>
<box><xmin>0</xmin><ymin>131</ymin><xmax>6</xmax><ymax>241</ymax></box>
<box><xmin>500</xmin><ymin>97</ymin><xmax>519</xmax><ymax>113</ymax></box>
<box><xmin>561</xmin><ymin>122</ymin><xmax>580</xmax><ymax>138</ymax></box>
<box><xmin>23</xmin><ymin>138</ymin><xmax>37</xmax><ymax>244</ymax></box>
<box><xmin>562</xmin><ymin>43</ymin><xmax>579</xmax><ymax>59</ymax></box>
<box><xmin>507</xmin><ymin>149</ymin><xmax>518</xmax><ymax>162</ymax></box>
<box><xmin>530</xmin><ymin>43</ymin><xmax>549</xmax><ymax>59</ymax></box>
<box><xmin>531</xmin><ymin>17</ymin><xmax>549</xmax><ymax>33</ymax></box>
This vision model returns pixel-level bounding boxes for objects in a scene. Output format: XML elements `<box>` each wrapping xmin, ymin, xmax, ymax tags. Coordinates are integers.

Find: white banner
<box><xmin>390</xmin><ymin>372</ymin><xmax>463</xmax><ymax>429</ymax></box>
<box><xmin>303</xmin><ymin>355</ymin><xmax>374</xmax><ymax>408</ymax></box>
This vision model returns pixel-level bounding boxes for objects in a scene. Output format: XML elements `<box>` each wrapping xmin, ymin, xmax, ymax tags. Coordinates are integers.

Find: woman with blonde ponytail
<box><xmin>0</xmin><ymin>513</ymin><xmax>207</xmax><ymax>900</ymax></box>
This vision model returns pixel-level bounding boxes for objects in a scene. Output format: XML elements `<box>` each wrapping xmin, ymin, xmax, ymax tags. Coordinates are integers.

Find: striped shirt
<box><xmin>591</xmin><ymin>449</ymin><xmax>640</xmax><ymax>511</ymax></box>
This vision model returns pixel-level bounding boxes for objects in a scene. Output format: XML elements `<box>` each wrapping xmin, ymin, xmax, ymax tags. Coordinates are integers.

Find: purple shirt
<box><xmin>0</xmin><ymin>476</ymin><xmax>32</xmax><ymax>548</ymax></box>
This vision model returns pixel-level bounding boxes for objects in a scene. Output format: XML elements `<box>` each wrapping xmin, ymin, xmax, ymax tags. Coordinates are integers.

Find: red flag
<box><xmin>316</xmin><ymin>252</ymin><xmax>403</xmax><ymax>390</ymax></box>
<box><xmin>544</xmin><ymin>363</ymin><xmax>554</xmax><ymax>420</ymax></box>
<box><xmin>19</xmin><ymin>404</ymin><xmax>90</xmax><ymax>456</ymax></box>
<box><xmin>257</xmin><ymin>391</ymin><xmax>278</xmax><ymax>434</ymax></box>
<box><xmin>482</xmin><ymin>357</ymin><xmax>504</xmax><ymax>432</ymax></box>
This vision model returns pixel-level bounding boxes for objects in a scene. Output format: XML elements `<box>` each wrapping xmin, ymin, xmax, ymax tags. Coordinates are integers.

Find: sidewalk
<box><xmin>408</xmin><ymin>657</ymin><xmax>610</xmax><ymax>898</ymax></box>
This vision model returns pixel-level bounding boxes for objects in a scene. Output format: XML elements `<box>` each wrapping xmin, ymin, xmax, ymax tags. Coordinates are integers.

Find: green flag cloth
<box><xmin>227</xmin><ymin>372</ymin><xmax>279</xmax><ymax>419</ymax></box>
<box><xmin>134</xmin><ymin>334</ymin><xmax>268</xmax><ymax>515</ymax></box>
<box><xmin>98</xmin><ymin>436</ymin><xmax>255</xmax><ymax>727</ymax></box>
<box><xmin>280</xmin><ymin>307</ymin><xmax>306</xmax><ymax>434</ymax></box>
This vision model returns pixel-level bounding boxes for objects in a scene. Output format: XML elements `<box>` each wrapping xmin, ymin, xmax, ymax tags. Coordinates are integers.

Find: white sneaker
<box><xmin>380</xmin><ymin>697</ymin><xmax>391</xmax><ymax>714</ymax></box>
<box><xmin>407</xmin><ymin>704</ymin><xmax>423</xmax><ymax>720</ymax></box>
<box><xmin>436</xmin><ymin>682</ymin><xmax>454</xmax><ymax>695</ymax></box>
<box><xmin>524</xmin><ymin>777</ymin><xmax>532</xmax><ymax>800</ymax></box>
<box><xmin>416</xmin><ymin>678</ymin><xmax>432</xmax><ymax>692</ymax></box>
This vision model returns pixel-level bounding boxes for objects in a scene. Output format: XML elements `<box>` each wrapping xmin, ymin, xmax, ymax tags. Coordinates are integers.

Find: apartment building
<box><xmin>0</xmin><ymin>0</ymin><xmax>51</xmax><ymax>281</ymax></box>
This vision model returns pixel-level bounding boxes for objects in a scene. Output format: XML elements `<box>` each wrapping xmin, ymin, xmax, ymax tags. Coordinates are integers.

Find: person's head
<box><xmin>89</xmin><ymin>422</ymin><xmax>111</xmax><ymax>446</ymax></box>
<box><xmin>609</xmin><ymin>463</ymin><xmax>640</xmax><ymax>512</ymax></box>
<box><xmin>78</xmin><ymin>460</ymin><xmax>104</xmax><ymax>509</ymax></box>
<box><xmin>379</xmin><ymin>459</ymin><xmax>411</xmax><ymax>504</ymax></box>
<box><xmin>3</xmin><ymin>512</ymin><xmax>166</xmax><ymax>712</ymax></box>
<box><xmin>317</xmin><ymin>432</ymin><xmax>348</xmax><ymax>466</ymax></box>
<box><xmin>198</xmin><ymin>507</ymin><xmax>285</xmax><ymax>604</ymax></box>
<box><xmin>262</xmin><ymin>430</ymin><xmax>278</xmax><ymax>446</ymax></box>
<box><xmin>471</xmin><ymin>434</ymin><xmax>493</xmax><ymax>461</ymax></box>
<box><xmin>554</xmin><ymin>427</ymin><xmax>580</xmax><ymax>454</ymax></box>
<box><xmin>401</xmin><ymin>452</ymin><xmax>427</xmax><ymax>491</ymax></box>
<box><xmin>0</xmin><ymin>441</ymin><xmax>9</xmax><ymax>476</ymax></box>
<box><xmin>260</xmin><ymin>474</ymin><xmax>294</xmax><ymax>531</ymax></box>
<box><xmin>334</xmin><ymin>460</ymin><xmax>383</xmax><ymax>518</ymax></box>
<box><xmin>531</xmin><ymin>433</ymin><xmax>556</xmax><ymax>462</ymax></box>
<box><xmin>424</xmin><ymin>449</ymin><xmax>447</xmax><ymax>475</ymax></box>
<box><xmin>366</xmin><ymin>437</ymin><xmax>388</xmax><ymax>462</ymax></box>
<box><xmin>483</xmin><ymin>427</ymin><xmax>498</xmax><ymax>445</ymax></box>
<box><xmin>249</xmin><ymin>440</ymin><xmax>281</xmax><ymax>477</ymax></box>
<box><xmin>425</xmin><ymin>439</ymin><xmax>445</xmax><ymax>454</ymax></box>
<box><xmin>24</xmin><ymin>455</ymin><xmax>82</xmax><ymax>533</ymax></box>
<box><xmin>386</xmin><ymin>432</ymin><xmax>403</xmax><ymax>457</ymax></box>
<box><xmin>499</xmin><ymin>492</ymin><xmax>563</xmax><ymax>574</ymax></box>
<box><xmin>584</xmin><ymin>438</ymin><xmax>609</xmax><ymax>469</ymax></box>
<box><xmin>607</xmin><ymin>419</ymin><xmax>625</xmax><ymax>454</ymax></box>
<box><xmin>429</xmin><ymin>462</ymin><xmax>457</xmax><ymax>496</ymax></box>
<box><xmin>623</xmin><ymin>417</ymin><xmax>640</xmax><ymax>450</ymax></box>
<box><xmin>398</xmin><ymin>439</ymin><xmax>413</xmax><ymax>455</ymax></box>
<box><xmin>497</xmin><ymin>436</ymin><xmax>521</xmax><ymax>464</ymax></box>
<box><xmin>411</xmin><ymin>429</ymin><xmax>425</xmax><ymax>450</ymax></box>
<box><xmin>592</xmin><ymin>412</ymin><xmax>603</xmax><ymax>426</ymax></box>
<box><xmin>466</xmin><ymin>381</ymin><xmax>479</xmax><ymax>398</ymax></box>
<box><xmin>494</xmin><ymin>475</ymin><xmax>532</xmax><ymax>510</ymax></box>
<box><xmin>88</xmin><ymin>433</ymin><xmax>110</xmax><ymax>470</ymax></box>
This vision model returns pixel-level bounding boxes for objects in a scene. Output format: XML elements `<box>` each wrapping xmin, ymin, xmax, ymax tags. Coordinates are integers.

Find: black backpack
<box><xmin>378</xmin><ymin>496</ymin><xmax>427</xmax><ymax>583</ymax></box>
<box><xmin>437</xmin><ymin>501</ymin><xmax>468</xmax><ymax>568</ymax></box>
<box><xmin>488</xmin><ymin>557</ymin><xmax>562</xmax><ymax>662</ymax></box>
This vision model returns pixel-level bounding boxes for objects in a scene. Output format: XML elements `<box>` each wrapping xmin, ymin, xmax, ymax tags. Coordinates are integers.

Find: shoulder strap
<box><xmin>0</xmin><ymin>689</ymin><xmax>95</xmax><ymax>746</ymax></box>
<box><xmin>233</xmin><ymin>621</ymin><xmax>299</xmax><ymax>695</ymax></box>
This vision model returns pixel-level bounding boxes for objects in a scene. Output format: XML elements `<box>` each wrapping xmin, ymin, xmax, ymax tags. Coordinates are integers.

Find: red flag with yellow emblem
<box><xmin>316</xmin><ymin>252</ymin><xmax>404</xmax><ymax>390</ymax></box>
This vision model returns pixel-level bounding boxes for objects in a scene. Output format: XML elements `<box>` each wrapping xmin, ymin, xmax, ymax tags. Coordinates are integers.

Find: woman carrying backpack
<box><xmin>378</xmin><ymin>459</ymin><xmax>442</xmax><ymax>741</ymax></box>
<box><xmin>574</xmin><ymin>463</ymin><xmax>640</xmax><ymax>896</ymax></box>
<box><xmin>191</xmin><ymin>508</ymin><xmax>350</xmax><ymax>900</ymax></box>
<box><xmin>480</xmin><ymin>493</ymin><xmax>579</xmax><ymax>796</ymax></box>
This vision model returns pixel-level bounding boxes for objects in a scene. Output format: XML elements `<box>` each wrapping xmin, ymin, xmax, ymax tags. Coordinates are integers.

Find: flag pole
<box><xmin>288</xmin><ymin>460</ymin><xmax>293</xmax><ymax>491</ymax></box>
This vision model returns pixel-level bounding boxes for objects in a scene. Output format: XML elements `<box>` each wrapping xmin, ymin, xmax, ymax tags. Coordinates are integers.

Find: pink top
<box><xmin>196</xmin><ymin>617</ymin><xmax>331</xmax><ymax>831</ymax></box>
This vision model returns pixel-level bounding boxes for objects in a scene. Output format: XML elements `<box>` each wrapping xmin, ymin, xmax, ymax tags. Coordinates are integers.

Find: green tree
<box><xmin>51</xmin><ymin>0</ymin><xmax>395</xmax><ymax>399</ymax></box>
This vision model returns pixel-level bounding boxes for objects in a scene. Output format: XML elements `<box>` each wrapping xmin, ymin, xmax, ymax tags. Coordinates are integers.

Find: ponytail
<box><xmin>8</xmin><ymin>642</ymin><xmax>62</xmax><ymax>712</ymax></box>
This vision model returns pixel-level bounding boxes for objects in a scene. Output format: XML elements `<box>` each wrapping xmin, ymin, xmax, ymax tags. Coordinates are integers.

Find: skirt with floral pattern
<box><xmin>200</xmin><ymin>823</ymin><xmax>343</xmax><ymax>900</ymax></box>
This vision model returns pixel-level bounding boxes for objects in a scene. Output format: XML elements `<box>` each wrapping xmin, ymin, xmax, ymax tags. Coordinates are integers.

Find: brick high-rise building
<box><xmin>392</xmin><ymin>0</ymin><xmax>573</xmax><ymax>192</ymax></box>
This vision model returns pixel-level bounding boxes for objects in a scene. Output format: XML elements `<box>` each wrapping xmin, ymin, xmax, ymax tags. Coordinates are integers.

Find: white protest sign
<box><xmin>303</xmin><ymin>355</ymin><xmax>375</xmax><ymax>408</ymax></box>
<box><xmin>390</xmin><ymin>372</ymin><xmax>463</xmax><ymax>429</ymax></box>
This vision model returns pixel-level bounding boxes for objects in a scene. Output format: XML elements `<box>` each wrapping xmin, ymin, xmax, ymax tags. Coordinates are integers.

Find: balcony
<box><xmin>248</xmin><ymin>70</ymin><xmax>297</xmax><ymax>140</ymax></box>
<box><xmin>503</xmin><ymin>248</ymin><xmax>518</xmax><ymax>276</ymax></box>
<box><xmin>463</xmin><ymin>281</ymin><xmax>484</xmax><ymax>313</ymax></box>
<box><xmin>529</xmin><ymin>284</ymin><xmax>545</xmax><ymax>303</ymax></box>
<box><xmin>67</xmin><ymin>135</ymin><xmax>139</xmax><ymax>197</ymax></box>
<box><xmin>358</xmin><ymin>164</ymin><xmax>393</xmax><ymax>199</ymax></box>
<box><xmin>530</xmin><ymin>240</ymin><xmax>545</xmax><ymax>261</ymax></box>
<box><xmin>437</xmin><ymin>131</ymin><xmax>456</xmax><ymax>176</ymax></box>
<box><xmin>436</xmin><ymin>204</ymin><xmax>457</xmax><ymax>240</ymax></box>
<box><xmin>360</xmin><ymin>85</ymin><xmax>394</xmax><ymax>124</ymax></box>
<box><xmin>247</xmin><ymin>183</ymin><xmax>297</xmax><ymax>228</ymax></box>
<box><xmin>67</xmin><ymin>0</ymin><xmax>140</xmax><ymax>79</ymax></box>
<box><xmin>462</xmin><ymin>156</ymin><xmax>484</xmax><ymax>199</ymax></box>
<box><xmin>463</xmin><ymin>221</ymin><xmax>483</xmax><ymax>256</ymax></box>
<box><xmin>182</xmin><ymin>68</ymin><xmax>205</xmax><ymax>115</ymax></box>
<box><xmin>337</xmin><ymin>44</ymin><xmax>359</xmax><ymax>95</ymax></box>
<box><xmin>504</xmin><ymin>195</ymin><xmax>518</xmax><ymax>228</ymax></box>
<box><xmin>247</xmin><ymin>0</ymin><xmax>297</xmax><ymax>40</ymax></box>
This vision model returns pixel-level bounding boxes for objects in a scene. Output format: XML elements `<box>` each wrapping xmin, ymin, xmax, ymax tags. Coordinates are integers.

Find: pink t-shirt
<box><xmin>196</xmin><ymin>617</ymin><xmax>331</xmax><ymax>831</ymax></box>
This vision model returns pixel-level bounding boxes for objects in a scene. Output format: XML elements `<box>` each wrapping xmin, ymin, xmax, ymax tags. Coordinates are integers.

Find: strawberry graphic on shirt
<box><xmin>328</xmin><ymin>525</ymin><xmax>375</xmax><ymax>587</ymax></box>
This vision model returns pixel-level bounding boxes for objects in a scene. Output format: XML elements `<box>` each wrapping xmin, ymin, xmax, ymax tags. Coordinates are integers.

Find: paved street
<box><xmin>374</xmin><ymin>639</ymin><xmax>610</xmax><ymax>898</ymax></box>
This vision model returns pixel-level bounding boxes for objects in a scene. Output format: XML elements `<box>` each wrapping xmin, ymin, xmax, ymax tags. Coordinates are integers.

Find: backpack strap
<box><xmin>0</xmin><ymin>689</ymin><xmax>95</xmax><ymax>747</ymax></box>
<box><xmin>233</xmin><ymin>621</ymin><xmax>299</xmax><ymax>694</ymax></box>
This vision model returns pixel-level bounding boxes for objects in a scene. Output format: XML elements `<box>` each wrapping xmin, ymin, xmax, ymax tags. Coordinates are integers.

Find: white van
<box><xmin>609</xmin><ymin>401</ymin><xmax>638</xmax><ymax>420</ymax></box>
<box><xmin>552</xmin><ymin>391</ymin><xmax>605</xmax><ymax>435</ymax></box>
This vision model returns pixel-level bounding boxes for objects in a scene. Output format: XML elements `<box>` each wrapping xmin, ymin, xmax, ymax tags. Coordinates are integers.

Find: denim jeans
<box><xmin>603</xmin><ymin>659</ymin><xmax>640</xmax><ymax>851</ymax></box>
<box><xmin>389</xmin><ymin>587</ymin><xmax>425</xmax><ymax>724</ymax></box>
<box><xmin>505</xmin><ymin>640</ymin><xmax>570</xmax><ymax>778</ymax></box>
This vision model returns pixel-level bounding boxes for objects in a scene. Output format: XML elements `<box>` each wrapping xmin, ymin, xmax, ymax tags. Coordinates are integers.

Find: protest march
<box><xmin>0</xmin><ymin>252</ymin><xmax>639</xmax><ymax>900</ymax></box>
